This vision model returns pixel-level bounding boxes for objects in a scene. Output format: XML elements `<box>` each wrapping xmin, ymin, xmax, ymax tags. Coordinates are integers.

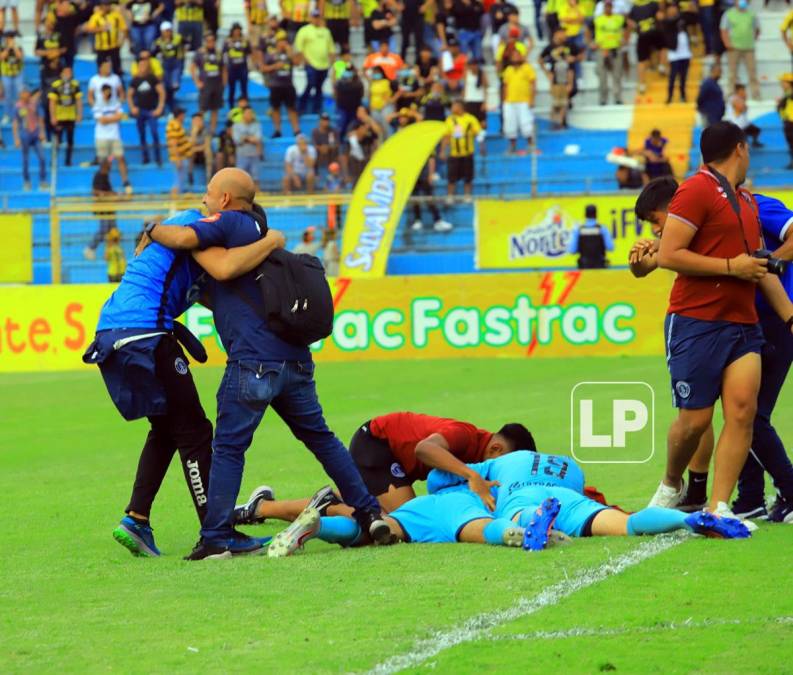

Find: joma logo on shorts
<box><xmin>186</xmin><ymin>460</ymin><xmax>207</xmax><ymax>505</ymax></box>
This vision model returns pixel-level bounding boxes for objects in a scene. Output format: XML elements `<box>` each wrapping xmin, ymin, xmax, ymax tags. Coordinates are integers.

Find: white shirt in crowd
<box><xmin>725</xmin><ymin>94</ymin><xmax>750</xmax><ymax>128</ymax></box>
<box><xmin>93</xmin><ymin>100</ymin><xmax>123</xmax><ymax>141</ymax></box>
<box><xmin>594</xmin><ymin>0</ymin><xmax>632</xmax><ymax>17</ymax></box>
<box><xmin>463</xmin><ymin>70</ymin><xmax>485</xmax><ymax>103</ymax></box>
<box><xmin>285</xmin><ymin>144</ymin><xmax>317</xmax><ymax>177</ymax></box>
<box><xmin>668</xmin><ymin>30</ymin><xmax>692</xmax><ymax>62</ymax></box>
<box><xmin>88</xmin><ymin>73</ymin><xmax>123</xmax><ymax>105</ymax></box>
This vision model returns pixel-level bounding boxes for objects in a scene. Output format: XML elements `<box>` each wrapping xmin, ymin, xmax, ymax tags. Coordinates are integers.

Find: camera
<box><xmin>753</xmin><ymin>249</ymin><xmax>789</xmax><ymax>276</ymax></box>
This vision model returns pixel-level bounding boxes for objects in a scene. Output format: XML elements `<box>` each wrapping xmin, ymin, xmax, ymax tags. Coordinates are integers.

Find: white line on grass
<box><xmin>483</xmin><ymin>615</ymin><xmax>793</xmax><ymax>642</ymax></box>
<box><xmin>365</xmin><ymin>534</ymin><xmax>685</xmax><ymax>675</ymax></box>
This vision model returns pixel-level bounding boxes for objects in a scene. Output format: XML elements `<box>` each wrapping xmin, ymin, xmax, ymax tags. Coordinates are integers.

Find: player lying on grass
<box><xmin>632</xmin><ymin>178</ymin><xmax>793</xmax><ymax>525</ymax></box>
<box><xmin>234</xmin><ymin>413</ymin><xmax>536</xmax><ymax>525</ymax></box>
<box><xmin>266</xmin><ymin>451</ymin><xmax>750</xmax><ymax>557</ymax></box>
<box><xmin>83</xmin><ymin>208</ymin><xmax>284</xmax><ymax>557</ymax></box>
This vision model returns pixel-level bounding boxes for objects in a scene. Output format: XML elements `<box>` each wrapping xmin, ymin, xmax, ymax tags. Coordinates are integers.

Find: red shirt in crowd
<box><xmin>362</xmin><ymin>51</ymin><xmax>405</xmax><ymax>81</ymax></box>
<box><xmin>666</xmin><ymin>167</ymin><xmax>762</xmax><ymax>324</ymax></box>
<box><xmin>444</xmin><ymin>53</ymin><xmax>468</xmax><ymax>82</ymax></box>
<box><xmin>369</xmin><ymin>412</ymin><xmax>493</xmax><ymax>481</ymax></box>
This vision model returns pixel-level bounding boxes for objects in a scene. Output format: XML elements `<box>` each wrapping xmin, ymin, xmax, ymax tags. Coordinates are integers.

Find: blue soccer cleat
<box><xmin>228</xmin><ymin>530</ymin><xmax>272</xmax><ymax>556</ymax></box>
<box><xmin>684</xmin><ymin>511</ymin><xmax>751</xmax><ymax>539</ymax></box>
<box><xmin>113</xmin><ymin>516</ymin><xmax>162</xmax><ymax>557</ymax></box>
<box><xmin>522</xmin><ymin>498</ymin><xmax>561</xmax><ymax>552</ymax></box>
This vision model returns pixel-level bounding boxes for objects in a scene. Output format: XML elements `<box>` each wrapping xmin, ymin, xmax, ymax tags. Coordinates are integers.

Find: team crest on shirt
<box><xmin>200</xmin><ymin>213</ymin><xmax>221</xmax><ymax>222</ymax></box>
<box><xmin>390</xmin><ymin>462</ymin><xmax>406</xmax><ymax>478</ymax></box>
<box><xmin>174</xmin><ymin>357</ymin><xmax>189</xmax><ymax>375</ymax></box>
<box><xmin>676</xmin><ymin>381</ymin><xmax>691</xmax><ymax>399</ymax></box>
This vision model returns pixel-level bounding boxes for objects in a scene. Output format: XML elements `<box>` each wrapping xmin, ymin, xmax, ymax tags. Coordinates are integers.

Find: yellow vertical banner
<box><xmin>0</xmin><ymin>214</ymin><xmax>33</xmax><ymax>283</ymax></box>
<box><xmin>339</xmin><ymin>121</ymin><xmax>447</xmax><ymax>278</ymax></box>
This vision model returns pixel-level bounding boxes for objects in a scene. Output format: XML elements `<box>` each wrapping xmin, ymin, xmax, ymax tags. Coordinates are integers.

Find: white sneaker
<box><xmin>434</xmin><ymin>219</ymin><xmax>453</xmax><ymax>232</ymax></box>
<box><xmin>713</xmin><ymin>501</ymin><xmax>759</xmax><ymax>532</ymax></box>
<box><xmin>83</xmin><ymin>246</ymin><xmax>97</xmax><ymax>261</ymax></box>
<box><xmin>648</xmin><ymin>479</ymin><xmax>686</xmax><ymax>508</ymax></box>
<box><xmin>267</xmin><ymin>506</ymin><xmax>321</xmax><ymax>558</ymax></box>
<box><xmin>411</xmin><ymin>219</ymin><xmax>423</xmax><ymax>231</ymax></box>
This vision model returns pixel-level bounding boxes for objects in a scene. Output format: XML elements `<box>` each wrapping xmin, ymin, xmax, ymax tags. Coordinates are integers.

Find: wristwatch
<box><xmin>144</xmin><ymin>220</ymin><xmax>158</xmax><ymax>238</ymax></box>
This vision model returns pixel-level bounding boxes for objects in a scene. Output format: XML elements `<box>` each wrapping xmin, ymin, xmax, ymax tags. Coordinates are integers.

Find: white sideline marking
<box><xmin>365</xmin><ymin>535</ymin><xmax>685</xmax><ymax>675</ymax></box>
<box><xmin>484</xmin><ymin>615</ymin><xmax>793</xmax><ymax>642</ymax></box>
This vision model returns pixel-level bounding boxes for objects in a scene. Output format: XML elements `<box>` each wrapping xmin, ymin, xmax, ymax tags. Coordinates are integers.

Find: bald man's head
<box><xmin>203</xmin><ymin>168</ymin><xmax>257</xmax><ymax>214</ymax></box>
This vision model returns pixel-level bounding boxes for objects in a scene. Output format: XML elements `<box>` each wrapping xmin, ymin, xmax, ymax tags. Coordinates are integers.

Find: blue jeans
<box><xmin>370</xmin><ymin>36</ymin><xmax>399</xmax><ymax>53</ymax></box>
<box><xmin>533</xmin><ymin>0</ymin><xmax>544</xmax><ymax>39</ymax></box>
<box><xmin>236</xmin><ymin>154</ymin><xmax>259</xmax><ymax>184</ymax></box>
<box><xmin>178</xmin><ymin>20</ymin><xmax>203</xmax><ymax>51</ymax></box>
<box><xmin>2</xmin><ymin>74</ymin><xmax>22</xmax><ymax>119</ymax></box>
<box><xmin>228</xmin><ymin>67</ymin><xmax>248</xmax><ymax>108</ymax></box>
<box><xmin>736</xmin><ymin>307</ymin><xmax>793</xmax><ymax>505</ymax></box>
<box><xmin>336</xmin><ymin>107</ymin><xmax>357</xmax><ymax>139</ymax></box>
<box><xmin>456</xmin><ymin>29</ymin><xmax>482</xmax><ymax>61</ymax></box>
<box><xmin>700</xmin><ymin>6</ymin><xmax>716</xmax><ymax>55</ymax></box>
<box><xmin>200</xmin><ymin>360</ymin><xmax>380</xmax><ymax>541</ymax></box>
<box><xmin>299</xmin><ymin>65</ymin><xmax>328</xmax><ymax>115</ymax></box>
<box><xmin>135</xmin><ymin>109</ymin><xmax>161</xmax><ymax>164</ymax></box>
<box><xmin>20</xmin><ymin>130</ymin><xmax>46</xmax><ymax>183</ymax></box>
<box><xmin>173</xmin><ymin>159</ymin><xmax>189</xmax><ymax>192</ymax></box>
<box><xmin>130</xmin><ymin>23</ymin><xmax>157</xmax><ymax>55</ymax></box>
<box><xmin>162</xmin><ymin>61</ymin><xmax>183</xmax><ymax>112</ymax></box>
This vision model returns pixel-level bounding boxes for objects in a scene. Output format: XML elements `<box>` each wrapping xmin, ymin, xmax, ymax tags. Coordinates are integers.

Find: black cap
<box><xmin>447</xmin><ymin>36</ymin><xmax>459</xmax><ymax>46</ymax></box>
<box><xmin>585</xmin><ymin>204</ymin><xmax>597</xmax><ymax>219</ymax></box>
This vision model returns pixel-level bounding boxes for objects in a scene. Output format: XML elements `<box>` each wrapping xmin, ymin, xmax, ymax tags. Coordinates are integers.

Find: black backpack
<box><xmin>234</xmin><ymin>206</ymin><xmax>335</xmax><ymax>347</ymax></box>
<box><xmin>251</xmin><ymin>248</ymin><xmax>334</xmax><ymax>346</ymax></box>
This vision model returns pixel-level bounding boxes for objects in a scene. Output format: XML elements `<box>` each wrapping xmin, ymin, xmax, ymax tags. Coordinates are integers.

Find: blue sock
<box><xmin>483</xmin><ymin>518</ymin><xmax>515</xmax><ymax>545</ymax></box>
<box><xmin>317</xmin><ymin>517</ymin><xmax>362</xmax><ymax>546</ymax></box>
<box><xmin>626</xmin><ymin>507</ymin><xmax>689</xmax><ymax>536</ymax></box>
<box><xmin>516</xmin><ymin>507</ymin><xmax>541</xmax><ymax>529</ymax></box>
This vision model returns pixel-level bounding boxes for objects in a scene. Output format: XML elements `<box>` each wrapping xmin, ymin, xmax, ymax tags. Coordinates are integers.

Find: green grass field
<box><xmin>2</xmin><ymin>356</ymin><xmax>792</xmax><ymax>673</ymax></box>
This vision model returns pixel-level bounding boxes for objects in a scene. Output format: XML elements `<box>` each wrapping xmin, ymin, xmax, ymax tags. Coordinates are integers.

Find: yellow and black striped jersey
<box><xmin>444</xmin><ymin>113</ymin><xmax>482</xmax><ymax>157</ymax></box>
<box><xmin>87</xmin><ymin>9</ymin><xmax>127</xmax><ymax>51</ymax></box>
<box><xmin>324</xmin><ymin>0</ymin><xmax>352</xmax><ymax>21</ymax></box>
<box><xmin>175</xmin><ymin>0</ymin><xmax>204</xmax><ymax>23</ymax></box>
<box><xmin>0</xmin><ymin>46</ymin><xmax>23</xmax><ymax>77</ymax></box>
<box><xmin>48</xmin><ymin>78</ymin><xmax>82</xmax><ymax>121</ymax></box>
<box><xmin>153</xmin><ymin>33</ymin><xmax>185</xmax><ymax>61</ymax></box>
<box><xmin>246</xmin><ymin>0</ymin><xmax>269</xmax><ymax>25</ymax></box>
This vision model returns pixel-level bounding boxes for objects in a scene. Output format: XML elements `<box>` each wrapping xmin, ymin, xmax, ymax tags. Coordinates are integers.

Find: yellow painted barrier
<box><xmin>0</xmin><ymin>270</ymin><xmax>676</xmax><ymax>373</ymax></box>
<box><xmin>475</xmin><ymin>195</ymin><xmax>654</xmax><ymax>269</ymax></box>
<box><xmin>0</xmin><ymin>214</ymin><xmax>32</xmax><ymax>283</ymax></box>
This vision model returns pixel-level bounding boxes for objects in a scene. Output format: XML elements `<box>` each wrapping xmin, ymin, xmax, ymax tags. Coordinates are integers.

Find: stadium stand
<box><xmin>1</xmin><ymin>0</ymin><xmax>790</xmax><ymax>283</ymax></box>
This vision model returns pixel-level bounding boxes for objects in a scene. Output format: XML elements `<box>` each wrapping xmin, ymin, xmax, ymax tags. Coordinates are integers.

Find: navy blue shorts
<box><xmin>664</xmin><ymin>314</ymin><xmax>764</xmax><ymax>409</ymax></box>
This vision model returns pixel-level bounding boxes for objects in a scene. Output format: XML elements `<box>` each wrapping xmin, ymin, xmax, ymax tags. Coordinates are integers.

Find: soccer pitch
<box><xmin>2</xmin><ymin>356</ymin><xmax>792</xmax><ymax>673</ymax></box>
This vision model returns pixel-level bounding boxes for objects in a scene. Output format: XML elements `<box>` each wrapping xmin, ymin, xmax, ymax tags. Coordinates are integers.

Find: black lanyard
<box><xmin>705</xmin><ymin>165</ymin><xmax>752</xmax><ymax>255</ymax></box>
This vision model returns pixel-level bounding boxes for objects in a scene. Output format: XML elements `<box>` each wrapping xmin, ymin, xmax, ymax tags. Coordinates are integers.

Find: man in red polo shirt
<box><xmin>653</xmin><ymin>121</ymin><xmax>793</xmax><ymax>521</ymax></box>
<box><xmin>235</xmin><ymin>412</ymin><xmax>535</xmax><ymax>523</ymax></box>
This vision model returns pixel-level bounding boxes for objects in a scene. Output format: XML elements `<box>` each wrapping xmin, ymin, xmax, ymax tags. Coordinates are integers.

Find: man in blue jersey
<box><xmin>84</xmin><ymin>208</ymin><xmax>286</xmax><ymax>558</ymax></box>
<box><xmin>632</xmin><ymin>181</ymin><xmax>793</xmax><ymax>523</ymax></box>
<box><xmin>266</xmin><ymin>450</ymin><xmax>750</xmax><ymax>557</ymax></box>
<box><xmin>145</xmin><ymin>168</ymin><xmax>390</xmax><ymax>560</ymax></box>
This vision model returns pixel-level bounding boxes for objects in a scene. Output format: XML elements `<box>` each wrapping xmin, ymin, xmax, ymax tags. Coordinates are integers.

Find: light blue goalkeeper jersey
<box><xmin>426</xmin><ymin>450</ymin><xmax>586</xmax><ymax>519</ymax></box>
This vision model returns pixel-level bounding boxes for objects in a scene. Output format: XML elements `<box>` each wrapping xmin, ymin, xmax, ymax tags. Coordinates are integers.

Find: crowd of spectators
<box><xmin>0</xmin><ymin>0</ymin><xmax>790</xmax><ymax>201</ymax></box>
